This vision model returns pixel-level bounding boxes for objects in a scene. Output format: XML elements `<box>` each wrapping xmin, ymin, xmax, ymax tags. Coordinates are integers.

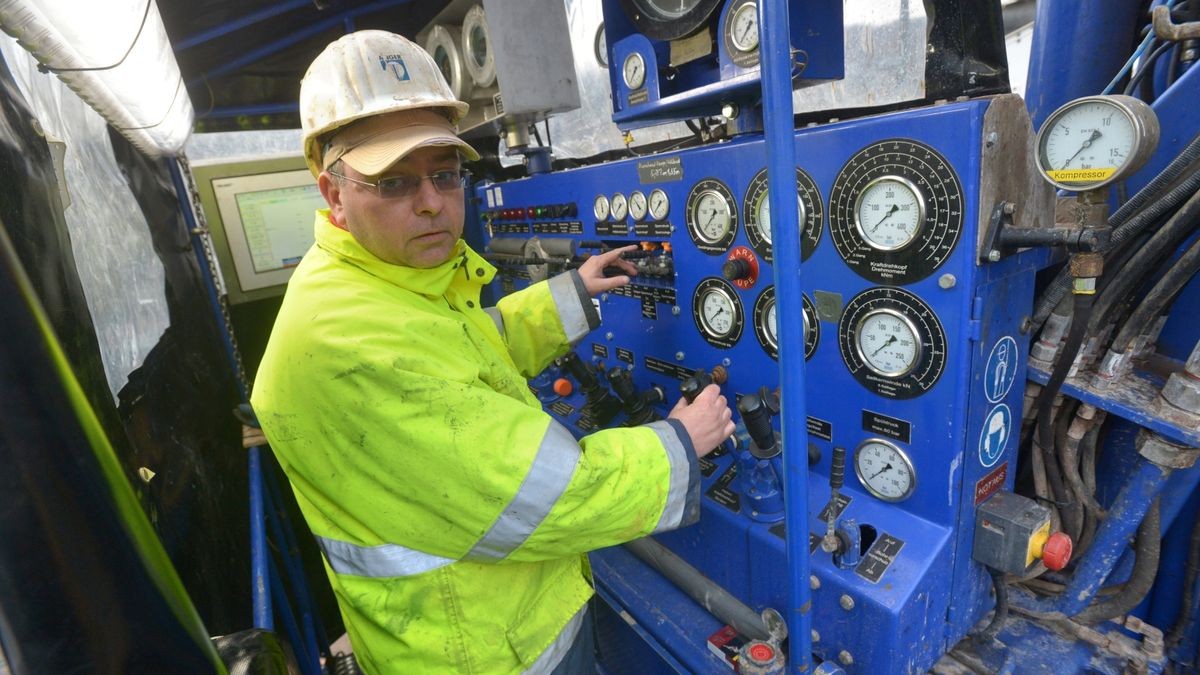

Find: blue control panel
<box><xmin>473</xmin><ymin>96</ymin><xmax>1050</xmax><ymax>672</ymax></box>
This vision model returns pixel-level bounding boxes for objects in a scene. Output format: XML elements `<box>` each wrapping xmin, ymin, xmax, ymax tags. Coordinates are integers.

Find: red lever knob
<box><xmin>1042</xmin><ymin>531</ymin><xmax>1073</xmax><ymax>571</ymax></box>
<box><xmin>553</xmin><ymin>378</ymin><xmax>574</xmax><ymax>397</ymax></box>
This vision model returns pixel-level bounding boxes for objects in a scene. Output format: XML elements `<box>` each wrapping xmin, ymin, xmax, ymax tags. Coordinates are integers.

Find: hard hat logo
<box><xmin>379</xmin><ymin>55</ymin><xmax>411</xmax><ymax>82</ymax></box>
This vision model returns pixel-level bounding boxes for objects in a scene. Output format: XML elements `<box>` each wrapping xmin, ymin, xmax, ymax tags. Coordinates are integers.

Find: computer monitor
<box><xmin>192</xmin><ymin>155</ymin><xmax>327</xmax><ymax>304</ymax></box>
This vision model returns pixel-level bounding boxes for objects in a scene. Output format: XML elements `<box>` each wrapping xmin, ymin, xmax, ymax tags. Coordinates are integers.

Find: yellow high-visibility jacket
<box><xmin>252</xmin><ymin>212</ymin><xmax>699</xmax><ymax>674</ymax></box>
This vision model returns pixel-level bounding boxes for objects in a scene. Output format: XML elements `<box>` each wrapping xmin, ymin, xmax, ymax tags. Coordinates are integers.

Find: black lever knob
<box><xmin>560</xmin><ymin>352</ymin><xmax>599</xmax><ymax>391</ymax></box>
<box><xmin>738</xmin><ymin>393</ymin><xmax>777</xmax><ymax>457</ymax></box>
<box><xmin>607</xmin><ymin>367</ymin><xmax>638</xmax><ymax>403</ymax></box>
<box><xmin>679</xmin><ymin>370</ymin><xmax>714</xmax><ymax>403</ymax></box>
<box><xmin>830</xmin><ymin>446</ymin><xmax>846</xmax><ymax>491</ymax></box>
<box><xmin>722</xmin><ymin>258</ymin><xmax>752</xmax><ymax>281</ymax></box>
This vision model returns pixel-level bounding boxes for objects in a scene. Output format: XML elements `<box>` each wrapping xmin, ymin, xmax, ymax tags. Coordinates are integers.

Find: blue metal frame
<box><xmin>174</xmin><ymin>0</ymin><xmax>312</xmax><ymax>51</ymax></box>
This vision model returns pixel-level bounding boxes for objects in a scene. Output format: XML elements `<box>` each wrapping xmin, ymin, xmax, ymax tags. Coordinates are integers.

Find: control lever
<box><xmin>821</xmin><ymin>447</ymin><xmax>849</xmax><ymax>556</ymax></box>
<box><xmin>608</xmin><ymin>367</ymin><xmax>664</xmax><ymax>426</ymax></box>
<box><xmin>558</xmin><ymin>353</ymin><xmax>619</xmax><ymax>425</ymax></box>
<box><xmin>738</xmin><ymin>394</ymin><xmax>779</xmax><ymax>459</ymax></box>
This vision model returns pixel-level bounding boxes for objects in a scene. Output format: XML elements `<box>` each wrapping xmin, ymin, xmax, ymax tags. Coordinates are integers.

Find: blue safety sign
<box><xmin>979</xmin><ymin>404</ymin><xmax>1011</xmax><ymax>468</ymax></box>
<box><xmin>984</xmin><ymin>336</ymin><xmax>1018</xmax><ymax>404</ymax></box>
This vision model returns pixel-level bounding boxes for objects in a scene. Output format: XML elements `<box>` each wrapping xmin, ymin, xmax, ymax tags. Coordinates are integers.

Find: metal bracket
<box><xmin>979</xmin><ymin>200</ymin><xmax>1111</xmax><ymax>264</ymax></box>
<box><xmin>1153</xmin><ymin>5</ymin><xmax>1200</xmax><ymax>41</ymax></box>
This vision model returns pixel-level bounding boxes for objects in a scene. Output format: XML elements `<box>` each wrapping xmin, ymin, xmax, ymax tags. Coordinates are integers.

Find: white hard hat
<box><xmin>300</xmin><ymin>30</ymin><xmax>471</xmax><ymax>178</ymax></box>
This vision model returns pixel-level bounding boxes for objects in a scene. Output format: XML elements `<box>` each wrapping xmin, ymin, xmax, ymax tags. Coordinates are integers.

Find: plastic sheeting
<box><xmin>0</xmin><ymin>34</ymin><xmax>169</xmax><ymax>401</ymax></box>
<box><xmin>186</xmin><ymin>129</ymin><xmax>304</xmax><ymax>162</ymax></box>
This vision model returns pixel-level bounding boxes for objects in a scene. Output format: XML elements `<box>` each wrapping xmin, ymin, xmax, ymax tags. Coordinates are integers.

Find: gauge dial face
<box><xmin>648</xmin><ymin>188</ymin><xmax>670</xmax><ymax>220</ymax></box>
<box><xmin>629</xmin><ymin>190</ymin><xmax>648</xmax><ymax>221</ymax></box>
<box><xmin>854</xmin><ymin>439</ymin><xmax>916</xmax><ymax>502</ymax></box>
<box><xmin>624</xmin><ymin>0</ymin><xmax>723</xmax><ymax>41</ymax></box>
<box><xmin>839</xmin><ymin>287</ymin><xmax>946</xmax><ymax>399</ymax></box>
<box><xmin>623</xmin><ymin>52</ymin><xmax>646</xmax><ymax>90</ymax></box>
<box><xmin>753</xmin><ymin>287</ymin><xmax>818</xmax><ymax>360</ymax></box>
<box><xmin>830</xmin><ymin>139</ymin><xmax>962</xmax><ymax>284</ymax></box>
<box><xmin>743</xmin><ymin>168</ymin><xmax>822</xmax><ymax>263</ymax></box>
<box><xmin>855</xmin><ymin>309</ymin><xmax>921</xmax><ymax>377</ymax></box>
<box><xmin>730</xmin><ymin>3</ymin><xmax>759</xmax><ymax>52</ymax></box>
<box><xmin>685</xmin><ymin>179</ymin><xmax>738</xmax><ymax>254</ymax></box>
<box><xmin>632</xmin><ymin>0</ymin><xmax>705</xmax><ymax>19</ymax></box>
<box><xmin>610</xmin><ymin>193</ymin><xmax>628</xmax><ymax>221</ymax></box>
<box><xmin>693</xmin><ymin>277</ymin><xmax>744</xmax><ymax>348</ymax></box>
<box><xmin>1036</xmin><ymin>96</ymin><xmax>1158</xmax><ymax>191</ymax></box>
<box><xmin>593</xmin><ymin>194</ymin><xmax>610</xmax><ymax>221</ymax></box>
<box><xmin>854</xmin><ymin>176</ymin><xmax>924</xmax><ymax>251</ymax></box>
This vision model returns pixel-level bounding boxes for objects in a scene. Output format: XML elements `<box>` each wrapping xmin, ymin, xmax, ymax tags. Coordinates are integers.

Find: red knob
<box><xmin>1042</xmin><ymin>531</ymin><xmax>1073</xmax><ymax>571</ymax></box>
<box><xmin>553</xmin><ymin>378</ymin><xmax>574</xmax><ymax>397</ymax></box>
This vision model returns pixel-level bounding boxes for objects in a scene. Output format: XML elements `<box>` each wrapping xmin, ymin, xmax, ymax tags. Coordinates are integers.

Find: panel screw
<box><xmin>811</xmin><ymin>629</ymin><xmax>821</xmax><ymax>643</ymax></box>
<box><xmin>601</xmin><ymin>293</ymin><xmax>609</xmax><ymax>302</ymax></box>
<box><xmin>987</xmin><ymin>250</ymin><xmax>1002</xmax><ymax>262</ymax></box>
<box><xmin>938</xmin><ymin>273</ymin><xmax>956</xmax><ymax>289</ymax></box>
<box><xmin>675</xmin><ymin>351</ymin><xmax>685</xmax><ymax>361</ymax></box>
<box><xmin>722</xmin><ymin>358</ymin><xmax>731</xmax><ymax>367</ymax></box>
<box><xmin>810</xmin><ymin>575</ymin><xmax>820</xmax><ymax>590</ymax></box>
<box><xmin>672</xmin><ymin>305</ymin><xmax>681</xmax><ymax>315</ymax></box>
<box><xmin>606</xmin><ymin>332</ymin><xmax>614</xmax><ymax>340</ymax></box>
<box><xmin>986</xmin><ymin>131</ymin><xmax>998</xmax><ymax>147</ymax></box>
<box><xmin>839</xmin><ymin>650</ymin><xmax>854</xmax><ymax>666</ymax></box>
<box><xmin>840</xmin><ymin>594</ymin><xmax>855</xmax><ymax>611</ymax></box>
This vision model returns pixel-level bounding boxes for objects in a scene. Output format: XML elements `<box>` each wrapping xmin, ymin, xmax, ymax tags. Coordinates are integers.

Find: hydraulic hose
<box><xmin>1035</xmin><ymin>294</ymin><xmax>1094</xmax><ymax>454</ymax></box>
<box><xmin>1167</xmin><ymin>507</ymin><xmax>1200</xmax><ymax>648</ymax></box>
<box><xmin>1110</xmin><ymin>232</ymin><xmax>1200</xmax><ymax>353</ymax></box>
<box><xmin>1074</xmin><ymin>499</ymin><xmax>1161</xmax><ymax>624</ymax></box>
<box><xmin>624</xmin><ymin>537</ymin><xmax>771</xmax><ymax>641</ymax></box>
<box><xmin>975</xmin><ymin>568</ymin><xmax>1009</xmax><ymax>643</ymax></box>
<box><xmin>1053</xmin><ymin>399</ymin><xmax>1084</xmax><ymax>540</ymax></box>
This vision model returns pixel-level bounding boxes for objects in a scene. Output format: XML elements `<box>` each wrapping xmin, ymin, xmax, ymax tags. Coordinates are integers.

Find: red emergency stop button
<box><xmin>747</xmin><ymin>642</ymin><xmax>775</xmax><ymax>664</ymax></box>
<box><xmin>1042</xmin><ymin>531</ymin><xmax>1073</xmax><ymax>571</ymax></box>
<box><xmin>553</xmin><ymin>378</ymin><xmax>574</xmax><ymax>397</ymax></box>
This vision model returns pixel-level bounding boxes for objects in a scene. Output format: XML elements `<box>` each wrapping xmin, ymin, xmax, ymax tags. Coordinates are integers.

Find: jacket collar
<box><xmin>313</xmin><ymin>209</ymin><xmax>496</xmax><ymax>295</ymax></box>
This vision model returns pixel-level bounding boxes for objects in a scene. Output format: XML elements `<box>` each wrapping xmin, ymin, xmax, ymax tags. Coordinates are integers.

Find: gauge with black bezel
<box><xmin>685</xmin><ymin>178</ymin><xmax>738</xmax><ymax>254</ymax></box>
<box><xmin>753</xmin><ymin>286</ymin><xmax>818</xmax><ymax>360</ymax></box>
<box><xmin>693</xmin><ymin>277</ymin><xmax>744</xmax><ymax>349</ymax></box>
<box><xmin>743</xmin><ymin>167</ymin><xmax>823</xmax><ymax>264</ymax></box>
<box><xmin>618</xmin><ymin>0</ymin><xmax>724</xmax><ymax>41</ymax></box>
<box><xmin>829</xmin><ymin>139</ymin><xmax>963</xmax><ymax>285</ymax></box>
<box><xmin>838</xmin><ymin>286</ymin><xmax>946</xmax><ymax>399</ymax></box>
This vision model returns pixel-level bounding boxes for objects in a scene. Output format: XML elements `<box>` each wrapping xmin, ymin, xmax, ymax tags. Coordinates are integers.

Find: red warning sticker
<box><xmin>974</xmin><ymin>462</ymin><xmax>1008</xmax><ymax>504</ymax></box>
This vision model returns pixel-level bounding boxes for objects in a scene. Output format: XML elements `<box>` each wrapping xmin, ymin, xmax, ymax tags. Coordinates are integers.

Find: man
<box><xmin>252</xmin><ymin>30</ymin><xmax>734</xmax><ymax>674</ymax></box>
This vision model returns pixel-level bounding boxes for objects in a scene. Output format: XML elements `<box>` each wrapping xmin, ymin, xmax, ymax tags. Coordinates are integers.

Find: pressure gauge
<box><xmin>855</xmin><ymin>308</ymin><xmax>922</xmax><ymax>377</ymax></box>
<box><xmin>648</xmin><ymin>188</ymin><xmax>670</xmax><ymax>220</ymax></box>
<box><xmin>621</xmin><ymin>0</ymin><xmax>723</xmax><ymax>41</ymax></box>
<box><xmin>693</xmin><ymin>277</ymin><xmax>744</xmax><ymax>348</ymax></box>
<box><xmin>853</xmin><ymin>176</ymin><xmax>925</xmax><ymax>251</ymax></box>
<box><xmin>694</xmin><ymin>192</ymin><xmax>733</xmax><ymax>242</ymax></box>
<box><xmin>593</xmin><ymin>194</ymin><xmax>610</xmax><ymax>221</ymax></box>
<box><xmin>729</xmin><ymin>2</ymin><xmax>759</xmax><ymax>52</ymax></box>
<box><xmin>854</xmin><ymin>439</ymin><xmax>916</xmax><ymax>502</ymax></box>
<box><xmin>628</xmin><ymin>190</ymin><xmax>648</xmax><ymax>221</ymax></box>
<box><xmin>1035</xmin><ymin>95</ymin><xmax>1159</xmax><ymax>192</ymax></box>
<box><xmin>685</xmin><ymin>179</ymin><xmax>738</xmax><ymax>253</ymax></box>
<box><xmin>611</xmin><ymin>193</ymin><xmax>629</xmax><ymax>221</ymax></box>
<box><xmin>753</xmin><ymin>287</ymin><xmax>818</xmax><ymax>360</ymax></box>
<box><xmin>623</xmin><ymin>52</ymin><xmax>646</xmax><ymax>90</ymax></box>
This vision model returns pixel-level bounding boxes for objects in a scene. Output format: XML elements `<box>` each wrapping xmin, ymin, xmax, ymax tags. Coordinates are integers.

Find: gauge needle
<box><xmin>871</xmin><ymin>204</ymin><xmax>899</xmax><ymax>231</ymax></box>
<box><xmin>711</xmin><ymin>306</ymin><xmax>726</xmax><ymax>318</ymax></box>
<box><xmin>1060</xmin><ymin>129</ymin><xmax>1102</xmax><ymax>169</ymax></box>
<box><xmin>739</xmin><ymin>23</ymin><xmax>754</xmax><ymax>43</ymax></box>
<box><xmin>706</xmin><ymin>210</ymin><xmax>718</xmax><ymax>227</ymax></box>
<box><xmin>871</xmin><ymin>334</ymin><xmax>897</xmax><ymax>356</ymax></box>
<box><xmin>870</xmin><ymin>463</ymin><xmax>893</xmax><ymax>480</ymax></box>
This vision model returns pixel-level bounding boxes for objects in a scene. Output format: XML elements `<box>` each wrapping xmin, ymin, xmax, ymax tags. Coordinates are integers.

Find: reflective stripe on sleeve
<box><xmin>466</xmin><ymin>419</ymin><xmax>582</xmax><ymax>561</ymax></box>
<box><xmin>648</xmin><ymin>420</ymin><xmax>694</xmax><ymax>533</ymax></box>
<box><xmin>548</xmin><ymin>273</ymin><xmax>591</xmax><ymax>343</ymax></box>
<box><xmin>483</xmin><ymin>307</ymin><xmax>506</xmax><ymax>338</ymax></box>
<box><xmin>316</xmin><ymin>535</ymin><xmax>455</xmax><ymax>578</ymax></box>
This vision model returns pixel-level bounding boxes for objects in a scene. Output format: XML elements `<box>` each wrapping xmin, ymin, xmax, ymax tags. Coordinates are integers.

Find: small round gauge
<box><xmin>753</xmin><ymin>286</ymin><xmax>818</xmax><ymax>360</ymax></box>
<box><xmin>693</xmin><ymin>277</ymin><xmax>744</xmax><ymax>348</ymax></box>
<box><xmin>855</xmin><ymin>308</ymin><xmax>921</xmax><ymax>377</ymax></box>
<box><xmin>829</xmin><ymin>139</ymin><xmax>963</xmax><ymax>284</ymax></box>
<box><xmin>610</xmin><ymin>193</ymin><xmax>629</xmax><ymax>221</ymax></box>
<box><xmin>594</xmin><ymin>24</ymin><xmax>608</xmax><ymax>68</ymax></box>
<box><xmin>1035</xmin><ymin>95</ymin><xmax>1159</xmax><ymax>192</ymax></box>
<box><xmin>628</xmin><ymin>191</ymin><xmax>648</xmax><ymax>221</ymax></box>
<box><xmin>839</xmin><ymin>287</ymin><xmax>946</xmax><ymax>399</ymax></box>
<box><xmin>623</xmin><ymin>52</ymin><xmax>646</xmax><ymax>90</ymax></box>
<box><xmin>743</xmin><ymin>168</ymin><xmax>823</xmax><ymax>263</ymax></box>
<box><xmin>648</xmin><ymin>188</ymin><xmax>670</xmax><ymax>221</ymax></box>
<box><xmin>854</xmin><ymin>439</ymin><xmax>917</xmax><ymax>502</ymax></box>
<box><xmin>685</xmin><ymin>179</ymin><xmax>738</xmax><ymax>254</ymax></box>
<box><xmin>854</xmin><ymin>176</ymin><xmax>925</xmax><ymax>251</ymax></box>
<box><xmin>593</xmin><ymin>194</ymin><xmax>610</xmax><ymax>221</ymax></box>
<box><xmin>621</xmin><ymin>0</ymin><xmax>724</xmax><ymax>41</ymax></box>
<box><xmin>729</xmin><ymin>2</ymin><xmax>759</xmax><ymax>53</ymax></box>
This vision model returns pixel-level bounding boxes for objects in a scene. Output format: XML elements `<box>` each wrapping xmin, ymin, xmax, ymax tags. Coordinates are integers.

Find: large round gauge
<box><xmin>753</xmin><ymin>286</ymin><xmax>818</xmax><ymax>360</ymax></box>
<box><xmin>685</xmin><ymin>179</ymin><xmax>738</xmax><ymax>254</ymax></box>
<box><xmin>622</xmin><ymin>52</ymin><xmax>646</xmax><ymax>90</ymax></box>
<box><xmin>610</xmin><ymin>193</ymin><xmax>629</xmax><ymax>221</ymax></box>
<box><xmin>619</xmin><ymin>0</ymin><xmax>724</xmax><ymax>41</ymax></box>
<box><xmin>593</xmin><ymin>194</ymin><xmax>610</xmax><ymax>221</ymax></box>
<box><xmin>743</xmin><ymin>167</ymin><xmax>823</xmax><ymax>264</ymax></box>
<box><xmin>1035</xmin><ymin>95</ymin><xmax>1159</xmax><ymax>192</ymax></box>
<box><xmin>648</xmin><ymin>188</ymin><xmax>670</xmax><ymax>221</ymax></box>
<box><xmin>462</xmin><ymin>5</ymin><xmax>496</xmax><ymax>88</ymax></box>
<box><xmin>854</xmin><ymin>439</ymin><xmax>917</xmax><ymax>502</ymax></box>
<box><xmin>829</xmin><ymin>139</ymin><xmax>963</xmax><ymax>285</ymax></box>
<box><xmin>629</xmin><ymin>190</ymin><xmax>648</xmax><ymax>221</ymax></box>
<box><xmin>693</xmin><ymin>277</ymin><xmax>744</xmax><ymax>349</ymax></box>
<box><xmin>838</xmin><ymin>287</ymin><xmax>946</xmax><ymax>399</ymax></box>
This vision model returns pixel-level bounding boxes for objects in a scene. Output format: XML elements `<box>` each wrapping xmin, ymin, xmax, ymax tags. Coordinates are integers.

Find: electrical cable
<box><xmin>36</xmin><ymin>0</ymin><xmax>155</xmax><ymax>74</ymax></box>
<box><xmin>1109</xmin><ymin>232</ymin><xmax>1200</xmax><ymax>353</ymax></box>
<box><xmin>1102</xmin><ymin>0</ymin><xmax>1183</xmax><ymax>94</ymax></box>
<box><xmin>1074</xmin><ymin>499</ymin><xmax>1161</xmax><ymax>624</ymax></box>
<box><xmin>975</xmin><ymin>569</ymin><xmax>1009</xmax><ymax>644</ymax></box>
<box><xmin>1125</xmin><ymin>40</ymin><xmax>1176</xmax><ymax>96</ymax></box>
<box><xmin>1167</xmin><ymin>501</ymin><xmax>1200</xmax><ymax>648</ymax></box>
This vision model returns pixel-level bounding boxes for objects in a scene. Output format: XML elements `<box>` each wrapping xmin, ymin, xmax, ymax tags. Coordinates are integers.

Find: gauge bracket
<box><xmin>979</xmin><ymin>200</ymin><xmax>1111</xmax><ymax>264</ymax></box>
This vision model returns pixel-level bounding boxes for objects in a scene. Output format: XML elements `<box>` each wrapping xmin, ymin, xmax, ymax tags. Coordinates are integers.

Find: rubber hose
<box><xmin>1035</xmin><ymin>293</ymin><xmax>1093</xmax><ymax>454</ymax></box>
<box><xmin>1087</xmin><ymin>188</ymin><xmax>1200</xmax><ymax>335</ymax></box>
<box><xmin>1054</xmin><ymin>399</ymin><xmax>1084</xmax><ymax>541</ymax></box>
<box><xmin>1074</xmin><ymin>499</ymin><xmax>1161</xmax><ymax>624</ymax></box>
<box><xmin>975</xmin><ymin>568</ymin><xmax>1009</xmax><ymax>643</ymax></box>
<box><xmin>1110</xmin><ymin>232</ymin><xmax>1200</xmax><ymax>353</ymax></box>
<box><xmin>1167</xmin><ymin>504</ymin><xmax>1200</xmax><ymax>648</ymax></box>
<box><xmin>1060</xmin><ymin>416</ymin><xmax>1101</xmax><ymax>544</ymax></box>
<box><xmin>1033</xmin><ymin>149</ymin><xmax>1200</xmax><ymax>328</ymax></box>
<box><xmin>1074</xmin><ymin>424</ymin><xmax>1103</xmax><ymax>559</ymax></box>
